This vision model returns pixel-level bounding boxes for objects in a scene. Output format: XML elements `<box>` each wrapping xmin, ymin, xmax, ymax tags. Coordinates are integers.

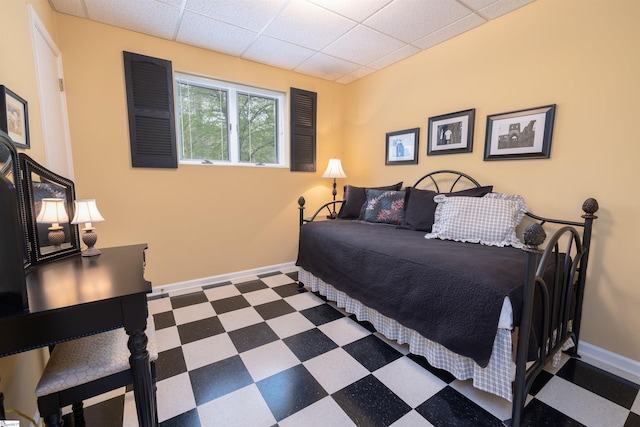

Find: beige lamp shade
<box><xmin>71</xmin><ymin>199</ymin><xmax>105</xmax><ymax>229</ymax></box>
<box><xmin>36</xmin><ymin>198</ymin><xmax>69</xmax><ymax>227</ymax></box>
<box><xmin>321</xmin><ymin>158</ymin><xmax>347</xmax><ymax>179</ymax></box>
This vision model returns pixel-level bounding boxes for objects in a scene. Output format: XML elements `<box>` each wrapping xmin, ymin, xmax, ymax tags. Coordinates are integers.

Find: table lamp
<box><xmin>37</xmin><ymin>198</ymin><xmax>69</xmax><ymax>249</ymax></box>
<box><xmin>71</xmin><ymin>199</ymin><xmax>105</xmax><ymax>256</ymax></box>
<box><xmin>322</xmin><ymin>158</ymin><xmax>347</xmax><ymax>219</ymax></box>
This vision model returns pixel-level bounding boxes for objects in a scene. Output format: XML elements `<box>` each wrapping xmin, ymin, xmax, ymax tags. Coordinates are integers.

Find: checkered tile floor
<box><xmin>68</xmin><ymin>270</ymin><xmax>640</xmax><ymax>427</ymax></box>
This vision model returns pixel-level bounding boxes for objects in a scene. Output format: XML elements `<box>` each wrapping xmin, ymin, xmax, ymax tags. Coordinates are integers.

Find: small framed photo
<box><xmin>484</xmin><ymin>104</ymin><xmax>556</xmax><ymax>160</ymax></box>
<box><xmin>385</xmin><ymin>127</ymin><xmax>419</xmax><ymax>165</ymax></box>
<box><xmin>0</xmin><ymin>86</ymin><xmax>30</xmax><ymax>149</ymax></box>
<box><xmin>427</xmin><ymin>109</ymin><xmax>475</xmax><ymax>155</ymax></box>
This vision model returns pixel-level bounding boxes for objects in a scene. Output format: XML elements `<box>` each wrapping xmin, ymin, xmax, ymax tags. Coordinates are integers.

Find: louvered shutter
<box><xmin>123</xmin><ymin>51</ymin><xmax>177</xmax><ymax>168</ymax></box>
<box><xmin>290</xmin><ymin>88</ymin><xmax>316</xmax><ymax>172</ymax></box>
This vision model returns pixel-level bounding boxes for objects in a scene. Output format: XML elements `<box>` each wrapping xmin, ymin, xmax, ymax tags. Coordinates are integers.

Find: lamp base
<box><xmin>81</xmin><ymin>247</ymin><xmax>102</xmax><ymax>257</ymax></box>
<box><xmin>81</xmin><ymin>229</ymin><xmax>101</xmax><ymax>257</ymax></box>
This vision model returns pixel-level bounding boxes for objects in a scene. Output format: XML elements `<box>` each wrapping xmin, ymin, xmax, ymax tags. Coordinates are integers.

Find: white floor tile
<box><xmin>303</xmin><ymin>348</ymin><xmax>369</xmax><ymax>394</ymax></box>
<box><xmin>449</xmin><ymin>378</ymin><xmax>516</xmax><ymax>421</ymax></box>
<box><xmin>197</xmin><ymin>384</ymin><xmax>276</xmax><ymax>427</ymax></box>
<box><xmin>240</xmin><ymin>340</ymin><xmax>300</xmax><ymax>382</ymax></box>
<box><xmin>279</xmin><ymin>396</ymin><xmax>355</xmax><ymax>427</ymax></box>
<box><xmin>182</xmin><ymin>333</ymin><xmax>238</xmax><ymax>371</ymax></box>
<box><xmin>374</xmin><ymin>331</ymin><xmax>410</xmax><ymax>355</ymax></box>
<box><xmin>261</xmin><ymin>274</ymin><xmax>295</xmax><ymax>288</ymax></box>
<box><xmin>318</xmin><ymin>317</ymin><xmax>371</xmax><ymax>346</ymax></box>
<box><xmin>217</xmin><ymin>306</ymin><xmax>263</xmax><ymax>331</ymax></box>
<box><xmin>148</xmin><ymin>297</ymin><xmax>172</xmax><ymax>315</ymax></box>
<box><xmin>285</xmin><ymin>292</ymin><xmax>325</xmax><ymax>311</ymax></box>
<box><xmin>536</xmin><ymin>376</ymin><xmax>630</xmax><ymax>427</ymax></box>
<box><xmin>204</xmin><ymin>284</ymin><xmax>241</xmax><ymax>301</ymax></box>
<box><xmin>374</xmin><ymin>357</ymin><xmax>446</xmax><ymax>408</ymax></box>
<box><xmin>266</xmin><ymin>312</ymin><xmax>316</xmax><ymax>339</ymax></box>
<box><xmin>231</xmin><ymin>275</ymin><xmax>259</xmax><ymax>284</ymax></box>
<box><xmin>632</xmin><ymin>391</ymin><xmax>640</xmax><ymax>414</ymax></box>
<box><xmin>390</xmin><ymin>410</ymin><xmax>435</xmax><ymax>427</ymax></box>
<box><xmin>155</xmin><ymin>372</ymin><xmax>197</xmax><ymax>423</ymax></box>
<box><xmin>243</xmin><ymin>288</ymin><xmax>282</xmax><ymax>306</ymax></box>
<box><xmin>168</xmin><ymin>287</ymin><xmax>203</xmax><ymax>297</ymax></box>
<box><xmin>155</xmin><ymin>326</ymin><xmax>181</xmax><ymax>352</ymax></box>
<box><xmin>122</xmin><ymin>391</ymin><xmax>138</xmax><ymax>427</ymax></box>
<box><xmin>172</xmin><ymin>302</ymin><xmax>216</xmax><ymax>325</ymax></box>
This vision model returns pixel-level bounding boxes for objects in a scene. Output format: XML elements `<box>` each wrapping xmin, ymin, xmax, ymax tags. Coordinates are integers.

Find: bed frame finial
<box><xmin>582</xmin><ymin>198</ymin><xmax>599</xmax><ymax>216</ymax></box>
<box><xmin>523</xmin><ymin>223</ymin><xmax>546</xmax><ymax>248</ymax></box>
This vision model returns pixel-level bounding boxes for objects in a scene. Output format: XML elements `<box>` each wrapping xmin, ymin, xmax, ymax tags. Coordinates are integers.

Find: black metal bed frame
<box><xmin>297</xmin><ymin>170</ymin><xmax>598</xmax><ymax>427</ymax></box>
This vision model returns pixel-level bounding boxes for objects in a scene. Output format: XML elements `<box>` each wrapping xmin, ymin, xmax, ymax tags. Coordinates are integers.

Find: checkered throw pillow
<box><xmin>425</xmin><ymin>193</ymin><xmax>527</xmax><ymax>248</ymax></box>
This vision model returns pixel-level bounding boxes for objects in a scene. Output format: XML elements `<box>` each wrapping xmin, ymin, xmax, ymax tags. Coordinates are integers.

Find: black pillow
<box><xmin>337</xmin><ymin>182</ymin><xmax>403</xmax><ymax>219</ymax></box>
<box><xmin>401</xmin><ymin>185</ymin><xmax>493</xmax><ymax>231</ymax></box>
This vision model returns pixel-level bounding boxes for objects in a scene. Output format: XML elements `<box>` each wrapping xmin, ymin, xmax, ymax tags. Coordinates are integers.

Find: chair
<box><xmin>35</xmin><ymin>316</ymin><xmax>158</xmax><ymax>427</ymax></box>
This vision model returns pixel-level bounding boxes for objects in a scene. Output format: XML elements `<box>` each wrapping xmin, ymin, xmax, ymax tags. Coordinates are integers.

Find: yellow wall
<box><xmin>343</xmin><ymin>0</ymin><xmax>640</xmax><ymax>362</ymax></box>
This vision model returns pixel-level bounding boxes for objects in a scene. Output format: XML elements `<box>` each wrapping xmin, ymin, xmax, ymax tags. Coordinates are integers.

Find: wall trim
<box><xmin>579</xmin><ymin>341</ymin><xmax>640</xmax><ymax>383</ymax></box>
<box><xmin>149</xmin><ymin>261</ymin><xmax>297</xmax><ymax>297</ymax></box>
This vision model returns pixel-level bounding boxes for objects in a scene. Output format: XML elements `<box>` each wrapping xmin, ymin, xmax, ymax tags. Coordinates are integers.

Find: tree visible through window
<box><xmin>176</xmin><ymin>73</ymin><xmax>285</xmax><ymax>166</ymax></box>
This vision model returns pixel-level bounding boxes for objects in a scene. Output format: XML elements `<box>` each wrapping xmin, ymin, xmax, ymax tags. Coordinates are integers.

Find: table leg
<box><xmin>127</xmin><ymin>327</ymin><xmax>157</xmax><ymax>427</ymax></box>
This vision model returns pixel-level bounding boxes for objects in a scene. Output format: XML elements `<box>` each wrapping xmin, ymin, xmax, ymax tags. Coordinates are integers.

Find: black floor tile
<box><xmin>254</xmin><ymin>299</ymin><xmax>296</xmax><ymax>320</ymax></box>
<box><xmin>406</xmin><ymin>353</ymin><xmax>457</xmax><ymax>384</ymax></box>
<box><xmin>556</xmin><ymin>358</ymin><xmax>640</xmax><ymax>409</ymax></box>
<box><xmin>177</xmin><ymin>316</ymin><xmax>225</xmax><ymax>345</ymax></box>
<box><xmin>227</xmin><ymin>322</ymin><xmax>279</xmax><ymax>353</ymax></box>
<box><xmin>343</xmin><ymin>334</ymin><xmax>403</xmax><ymax>372</ymax></box>
<box><xmin>273</xmin><ymin>282</ymin><xmax>304</xmax><ymax>298</ymax></box>
<box><xmin>153</xmin><ymin>311</ymin><xmax>176</xmax><ymax>330</ymax></box>
<box><xmin>156</xmin><ymin>347</ymin><xmax>187</xmax><ymax>381</ymax></box>
<box><xmin>415</xmin><ymin>387</ymin><xmax>504</xmax><ymax>427</ymax></box>
<box><xmin>300</xmin><ymin>304</ymin><xmax>344</xmax><ymax>326</ymax></box>
<box><xmin>529</xmin><ymin>369</ymin><xmax>554</xmax><ymax>396</ymax></box>
<box><xmin>235</xmin><ymin>279</ymin><xmax>269</xmax><ymax>293</ymax></box>
<box><xmin>256</xmin><ymin>364</ymin><xmax>328</xmax><ymax>421</ymax></box>
<box><xmin>348</xmin><ymin>315</ymin><xmax>377</xmax><ymax>333</ymax></box>
<box><xmin>625</xmin><ymin>412</ymin><xmax>640</xmax><ymax>427</ymax></box>
<box><xmin>61</xmin><ymin>395</ymin><xmax>125</xmax><ymax>427</ymax></box>
<box><xmin>202</xmin><ymin>280</ymin><xmax>231</xmax><ymax>290</ymax></box>
<box><xmin>210</xmin><ymin>295</ymin><xmax>251</xmax><ymax>314</ymax></box>
<box><xmin>283</xmin><ymin>328</ymin><xmax>338</xmax><ymax>362</ymax></box>
<box><xmin>520</xmin><ymin>398</ymin><xmax>585</xmax><ymax>426</ymax></box>
<box><xmin>332</xmin><ymin>374</ymin><xmax>411</xmax><ymax>427</ymax></box>
<box><xmin>189</xmin><ymin>355</ymin><xmax>253</xmax><ymax>406</ymax></box>
<box><xmin>286</xmin><ymin>271</ymin><xmax>298</xmax><ymax>281</ymax></box>
<box><xmin>170</xmin><ymin>291</ymin><xmax>208</xmax><ymax>309</ymax></box>
<box><xmin>159</xmin><ymin>408</ymin><xmax>202</xmax><ymax>427</ymax></box>
<box><xmin>258</xmin><ymin>271</ymin><xmax>283</xmax><ymax>278</ymax></box>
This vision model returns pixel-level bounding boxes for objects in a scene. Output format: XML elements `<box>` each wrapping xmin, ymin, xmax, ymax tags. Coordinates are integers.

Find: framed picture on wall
<box><xmin>385</xmin><ymin>128</ymin><xmax>419</xmax><ymax>165</ymax></box>
<box><xmin>0</xmin><ymin>86</ymin><xmax>30</xmax><ymax>149</ymax></box>
<box><xmin>427</xmin><ymin>108</ymin><xmax>475</xmax><ymax>155</ymax></box>
<box><xmin>484</xmin><ymin>104</ymin><xmax>556</xmax><ymax>160</ymax></box>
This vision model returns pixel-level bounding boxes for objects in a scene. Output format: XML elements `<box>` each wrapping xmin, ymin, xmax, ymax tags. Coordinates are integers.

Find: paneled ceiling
<box><xmin>48</xmin><ymin>0</ymin><xmax>534</xmax><ymax>84</ymax></box>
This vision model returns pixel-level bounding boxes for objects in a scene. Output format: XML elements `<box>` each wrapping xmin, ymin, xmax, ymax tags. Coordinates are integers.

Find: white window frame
<box><xmin>175</xmin><ymin>72</ymin><xmax>287</xmax><ymax>168</ymax></box>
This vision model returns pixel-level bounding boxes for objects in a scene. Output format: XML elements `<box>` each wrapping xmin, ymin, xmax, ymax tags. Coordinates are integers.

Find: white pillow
<box><xmin>425</xmin><ymin>193</ymin><xmax>527</xmax><ymax>248</ymax></box>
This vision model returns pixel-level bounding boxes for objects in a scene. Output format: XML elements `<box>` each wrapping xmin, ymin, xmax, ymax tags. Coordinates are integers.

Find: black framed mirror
<box><xmin>19</xmin><ymin>153</ymin><xmax>80</xmax><ymax>264</ymax></box>
<box><xmin>0</xmin><ymin>130</ymin><xmax>29</xmax><ymax>311</ymax></box>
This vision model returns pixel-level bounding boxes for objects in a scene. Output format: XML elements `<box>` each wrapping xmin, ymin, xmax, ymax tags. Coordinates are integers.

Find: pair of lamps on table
<box><xmin>37</xmin><ymin>198</ymin><xmax>104</xmax><ymax>256</ymax></box>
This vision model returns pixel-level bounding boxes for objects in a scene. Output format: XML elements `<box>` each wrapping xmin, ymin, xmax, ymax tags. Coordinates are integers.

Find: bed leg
<box><xmin>297</xmin><ymin>281</ymin><xmax>305</xmax><ymax>291</ymax></box>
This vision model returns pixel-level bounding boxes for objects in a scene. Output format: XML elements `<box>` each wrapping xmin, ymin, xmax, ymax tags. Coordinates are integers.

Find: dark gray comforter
<box><xmin>296</xmin><ymin>220</ymin><xmax>531</xmax><ymax>368</ymax></box>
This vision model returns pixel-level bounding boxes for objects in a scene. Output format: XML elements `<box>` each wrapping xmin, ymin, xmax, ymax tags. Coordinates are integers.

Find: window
<box><xmin>175</xmin><ymin>73</ymin><xmax>285</xmax><ymax>167</ymax></box>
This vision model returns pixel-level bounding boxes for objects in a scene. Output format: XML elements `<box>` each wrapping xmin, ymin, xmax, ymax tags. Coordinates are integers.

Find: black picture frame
<box><xmin>484</xmin><ymin>104</ymin><xmax>556</xmax><ymax>160</ymax></box>
<box><xmin>385</xmin><ymin>128</ymin><xmax>419</xmax><ymax>165</ymax></box>
<box><xmin>0</xmin><ymin>86</ymin><xmax>30</xmax><ymax>149</ymax></box>
<box><xmin>427</xmin><ymin>108</ymin><xmax>475</xmax><ymax>155</ymax></box>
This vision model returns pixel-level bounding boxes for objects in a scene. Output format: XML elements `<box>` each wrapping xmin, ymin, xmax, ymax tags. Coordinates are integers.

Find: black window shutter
<box><xmin>123</xmin><ymin>51</ymin><xmax>177</xmax><ymax>168</ymax></box>
<box><xmin>290</xmin><ymin>87</ymin><xmax>316</xmax><ymax>172</ymax></box>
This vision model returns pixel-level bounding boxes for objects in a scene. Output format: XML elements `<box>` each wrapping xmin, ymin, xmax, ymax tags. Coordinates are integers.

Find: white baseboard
<box><xmin>148</xmin><ymin>261</ymin><xmax>297</xmax><ymax>297</ymax></box>
<box><xmin>579</xmin><ymin>340</ymin><xmax>640</xmax><ymax>384</ymax></box>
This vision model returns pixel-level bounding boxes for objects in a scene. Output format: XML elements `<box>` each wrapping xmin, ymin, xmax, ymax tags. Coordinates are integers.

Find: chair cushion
<box><xmin>35</xmin><ymin>316</ymin><xmax>157</xmax><ymax>397</ymax></box>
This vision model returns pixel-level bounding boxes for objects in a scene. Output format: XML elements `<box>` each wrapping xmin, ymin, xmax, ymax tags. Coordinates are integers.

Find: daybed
<box><xmin>295</xmin><ymin>170</ymin><xmax>598</xmax><ymax>427</ymax></box>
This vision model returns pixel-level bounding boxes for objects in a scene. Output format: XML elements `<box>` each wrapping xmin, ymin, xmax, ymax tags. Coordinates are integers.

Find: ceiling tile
<box><xmin>176</xmin><ymin>11</ymin><xmax>258</xmax><ymax>57</ymax></box>
<box><xmin>412</xmin><ymin>13</ymin><xmax>486</xmax><ymax>49</ymax></box>
<box><xmin>294</xmin><ymin>53</ymin><xmax>361</xmax><ymax>81</ymax></box>
<box><xmin>479</xmin><ymin>0</ymin><xmax>535</xmax><ymax>20</ymax></box>
<box><xmin>262</xmin><ymin>0</ymin><xmax>357</xmax><ymax>51</ymax></box>
<box><xmin>364</xmin><ymin>0</ymin><xmax>472</xmax><ymax>43</ymax></box>
<box><xmin>49</xmin><ymin>0</ymin><xmax>87</xmax><ymax>18</ymax></box>
<box><xmin>308</xmin><ymin>0</ymin><xmax>393</xmax><ymax>23</ymax></box>
<box><xmin>323</xmin><ymin>25</ymin><xmax>406</xmax><ymax>65</ymax></box>
<box><xmin>458</xmin><ymin>0</ymin><xmax>497</xmax><ymax>11</ymax></box>
<box><xmin>336</xmin><ymin>66</ymin><xmax>376</xmax><ymax>84</ymax></box>
<box><xmin>184</xmin><ymin>0</ymin><xmax>287</xmax><ymax>33</ymax></box>
<box><xmin>367</xmin><ymin>44</ymin><xmax>421</xmax><ymax>70</ymax></box>
<box><xmin>242</xmin><ymin>36</ymin><xmax>316</xmax><ymax>70</ymax></box>
<box><xmin>84</xmin><ymin>0</ymin><xmax>180</xmax><ymax>40</ymax></box>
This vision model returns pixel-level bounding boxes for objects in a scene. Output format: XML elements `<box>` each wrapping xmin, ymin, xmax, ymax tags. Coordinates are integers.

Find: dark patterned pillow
<box><xmin>337</xmin><ymin>182</ymin><xmax>403</xmax><ymax>219</ymax></box>
<box><xmin>361</xmin><ymin>189</ymin><xmax>406</xmax><ymax>225</ymax></box>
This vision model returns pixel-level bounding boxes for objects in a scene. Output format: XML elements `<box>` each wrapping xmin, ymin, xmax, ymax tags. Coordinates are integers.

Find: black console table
<box><xmin>0</xmin><ymin>244</ymin><xmax>156</xmax><ymax>427</ymax></box>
